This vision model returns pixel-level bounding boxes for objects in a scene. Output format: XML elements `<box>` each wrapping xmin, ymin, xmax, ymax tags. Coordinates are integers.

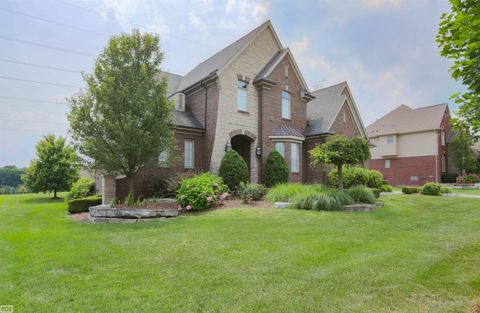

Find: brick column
<box><xmin>101</xmin><ymin>175</ymin><xmax>116</xmax><ymax>205</ymax></box>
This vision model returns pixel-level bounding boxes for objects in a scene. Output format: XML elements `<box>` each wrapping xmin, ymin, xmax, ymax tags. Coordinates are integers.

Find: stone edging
<box><xmin>89</xmin><ymin>204</ymin><xmax>179</xmax><ymax>223</ymax></box>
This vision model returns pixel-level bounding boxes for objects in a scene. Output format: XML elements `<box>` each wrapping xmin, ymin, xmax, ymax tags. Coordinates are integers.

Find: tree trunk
<box><xmin>53</xmin><ymin>189</ymin><xmax>57</xmax><ymax>199</ymax></box>
<box><xmin>338</xmin><ymin>163</ymin><xmax>344</xmax><ymax>192</ymax></box>
<box><xmin>127</xmin><ymin>175</ymin><xmax>134</xmax><ymax>197</ymax></box>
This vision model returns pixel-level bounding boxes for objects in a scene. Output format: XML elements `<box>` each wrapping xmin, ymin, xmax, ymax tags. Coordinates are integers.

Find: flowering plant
<box><xmin>176</xmin><ymin>172</ymin><xmax>229</xmax><ymax>211</ymax></box>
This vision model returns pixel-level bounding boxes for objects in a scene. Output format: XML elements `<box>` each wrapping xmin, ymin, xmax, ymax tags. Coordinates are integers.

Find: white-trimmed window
<box><xmin>441</xmin><ymin>129</ymin><xmax>445</xmax><ymax>146</ymax></box>
<box><xmin>385</xmin><ymin>159</ymin><xmax>391</xmax><ymax>169</ymax></box>
<box><xmin>281</xmin><ymin>91</ymin><xmax>291</xmax><ymax>119</ymax></box>
<box><xmin>275</xmin><ymin>142</ymin><xmax>285</xmax><ymax>158</ymax></box>
<box><xmin>158</xmin><ymin>150</ymin><xmax>169</xmax><ymax>168</ymax></box>
<box><xmin>236</xmin><ymin>80</ymin><xmax>248</xmax><ymax>112</ymax></box>
<box><xmin>291</xmin><ymin>143</ymin><xmax>300</xmax><ymax>173</ymax></box>
<box><xmin>410</xmin><ymin>176</ymin><xmax>419</xmax><ymax>182</ymax></box>
<box><xmin>184</xmin><ymin>139</ymin><xmax>194</xmax><ymax>168</ymax></box>
<box><xmin>387</xmin><ymin>135</ymin><xmax>395</xmax><ymax>144</ymax></box>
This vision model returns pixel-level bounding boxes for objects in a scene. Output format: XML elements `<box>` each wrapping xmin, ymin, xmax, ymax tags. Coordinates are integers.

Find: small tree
<box><xmin>22</xmin><ymin>135</ymin><xmax>80</xmax><ymax>199</ymax></box>
<box><xmin>309</xmin><ymin>135</ymin><xmax>370</xmax><ymax>191</ymax></box>
<box><xmin>218</xmin><ymin>149</ymin><xmax>249</xmax><ymax>192</ymax></box>
<box><xmin>68</xmin><ymin>30</ymin><xmax>174</xmax><ymax>197</ymax></box>
<box><xmin>264</xmin><ymin>150</ymin><xmax>289</xmax><ymax>187</ymax></box>
<box><xmin>449</xmin><ymin>130</ymin><xmax>478</xmax><ymax>174</ymax></box>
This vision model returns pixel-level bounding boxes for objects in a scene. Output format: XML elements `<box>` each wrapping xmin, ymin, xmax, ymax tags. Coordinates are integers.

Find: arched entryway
<box><xmin>231</xmin><ymin>135</ymin><xmax>252</xmax><ymax>180</ymax></box>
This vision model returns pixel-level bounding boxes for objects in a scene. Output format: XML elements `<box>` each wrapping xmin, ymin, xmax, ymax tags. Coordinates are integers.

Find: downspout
<box><xmin>201</xmin><ymin>79</ymin><xmax>208</xmax><ymax>170</ymax></box>
<box><xmin>258</xmin><ymin>88</ymin><xmax>263</xmax><ymax>184</ymax></box>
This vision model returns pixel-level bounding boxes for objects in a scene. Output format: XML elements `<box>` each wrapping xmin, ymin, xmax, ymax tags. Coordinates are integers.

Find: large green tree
<box><xmin>449</xmin><ymin>130</ymin><xmax>478</xmax><ymax>174</ymax></box>
<box><xmin>68</xmin><ymin>30</ymin><xmax>174</xmax><ymax>196</ymax></box>
<box><xmin>0</xmin><ymin>165</ymin><xmax>25</xmax><ymax>187</ymax></box>
<box><xmin>309</xmin><ymin>135</ymin><xmax>370</xmax><ymax>191</ymax></box>
<box><xmin>22</xmin><ymin>135</ymin><xmax>80</xmax><ymax>199</ymax></box>
<box><xmin>437</xmin><ymin>0</ymin><xmax>480</xmax><ymax>133</ymax></box>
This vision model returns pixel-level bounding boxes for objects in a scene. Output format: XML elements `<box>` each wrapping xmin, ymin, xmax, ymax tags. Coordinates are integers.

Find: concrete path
<box><xmin>381</xmin><ymin>191</ymin><xmax>480</xmax><ymax>199</ymax></box>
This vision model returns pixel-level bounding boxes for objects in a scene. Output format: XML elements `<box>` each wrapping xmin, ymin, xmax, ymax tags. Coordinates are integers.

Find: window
<box><xmin>236</xmin><ymin>80</ymin><xmax>248</xmax><ymax>112</ymax></box>
<box><xmin>184</xmin><ymin>140</ymin><xmax>194</xmax><ymax>168</ymax></box>
<box><xmin>343</xmin><ymin>111</ymin><xmax>347</xmax><ymax>123</ymax></box>
<box><xmin>441</xmin><ymin>129</ymin><xmax>445</xmax><ymax>146</ymax></box>
<box><xmin>281</xmin><ymin>91</ymin><xmax>291</xmax><ymax>119</ymax></box>
<box><xmin>442</xmin><ymin>155</ymin><xmax>446</xmax><ymax>172</ymax></box>
<box><xmin>275</xmin><ymin>142</ymin><xmax>285</xmax><ymax>158</ymax></box>
<box><xmin>387</xmin><ymin>135</ymin><xmax>395</xmax><ymax>144</ymax></box>
<box><xmin>385</xmin><ymin>159</ymin><xmax>390</xmax><ymax>169</ymax></box>
<box><xmin>291</xmin><ymin>143</ymin><xmax>300</xmax><ymax>173</ymax></box>
<box><xmin>410</xmin><ymin>176</ymin><xmax>419</xmax><ymax>182</ymax></box>
<box><xmin>284</xmin><ymin>65</ymin><xmax>289</xmax><ymax>78</ymax></box>
<box><xmin>158</xmin><ymin>150</ymin><xmax>169</xmax><ymax>168</ymax></box>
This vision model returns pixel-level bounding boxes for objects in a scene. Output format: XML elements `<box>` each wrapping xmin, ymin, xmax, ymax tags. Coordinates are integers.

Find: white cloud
<box><xmin>360</xmin><ymin>0</ymin><xmax>404</xmax><ymax>9</ymax></box>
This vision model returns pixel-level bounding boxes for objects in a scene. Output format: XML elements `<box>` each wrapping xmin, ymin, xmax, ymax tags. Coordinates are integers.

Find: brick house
<box><xmin>366</xmin><ymin>103</ymin><xmax>451</xmax><ymax>186</ymax></box>
<box><xmin>99</xmin><ymin>20</ymin><xmax>367</xmax><ymax>201</ymax></box>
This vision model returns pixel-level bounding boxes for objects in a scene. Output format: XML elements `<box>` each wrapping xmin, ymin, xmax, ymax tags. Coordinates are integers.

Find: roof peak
<box><xmin>311</xmin><ymin>81</ymin><xmax>347</xmax><ymax>94</ymax></box>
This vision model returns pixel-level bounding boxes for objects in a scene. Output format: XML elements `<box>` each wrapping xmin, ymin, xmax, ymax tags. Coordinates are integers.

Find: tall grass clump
<box><xmin>292</xmin><ymin>188</ymin><xmax>353</xmax><ymax>211</ymax></box>
<box><xmin>266</xmin><ymin>183</ymin><xmax>325</xmax><ymax>203</ymax></box>
<box><xmin>346</xmin><ymin>185</ymin><xmax>376</xmax><ymax>204</ymax></box>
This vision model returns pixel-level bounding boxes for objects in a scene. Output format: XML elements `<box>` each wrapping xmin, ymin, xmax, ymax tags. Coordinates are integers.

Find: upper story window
<box><xmin>441</xmin><ymin>129</ymin><xmax>445</xmax><ymax>146</ymax></box>
<box><xmin>184</xmin><ymin>139</ymin><xmax>194</xmax><ymax>169</ymax></box>
<box><xmin>291</xmin><ymin>143</ymin><xmax>300</xmax><ymax>173</ymax></box>
<box><xmin>281</xmin><ymin>91</ymin><xmax>291</xmax><ymax>120</ymax></box>
<box><xmin>387</xmin><ymin>135</ymin><xmax>395</xmax><ymax>144</ymax></box>
<box><xmin>275</xmin><ymin>142</ymin><xmax>285</xmax><ymax>158</ymax></box>
<box><xmin>236</xmin><ymin>80</ymin><xmax>248</xmax><ymax>112</ymax></box>
<box><xmin>385</xmin><ymin>159</ymin><xmax>391</xmax><ymax>169</ymax></box>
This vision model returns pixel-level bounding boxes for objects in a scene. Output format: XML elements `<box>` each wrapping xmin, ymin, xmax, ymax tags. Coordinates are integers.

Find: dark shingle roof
<box><xmin>174</xmin><ymin>109</ymin><xmax>203</xmax><ymax>130</ymax></box>
<box><xmin>272</xmin><ymin>124</ymin><xmax>304</xmax><ymax>139</ymax></box>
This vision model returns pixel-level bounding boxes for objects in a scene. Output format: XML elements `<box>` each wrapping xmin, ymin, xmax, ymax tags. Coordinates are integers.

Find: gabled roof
<box><xmin>175</xmin><ymin>20</ymin><xmax>281</xmax><ymax>93</ymax></box>
<box><xmin>161</xmin><ymin>71</ymin><xmax>182</xmax><ymax>97</ymax></box>
<box><xmin>366</xmin><ymin>103</ymin><xmax>448</xmax><ymax>137</ymax></box>
<box><xmin>304</xmin><ymin>82</ymin><xmax>347</xmax><ymax>136</ymax></box>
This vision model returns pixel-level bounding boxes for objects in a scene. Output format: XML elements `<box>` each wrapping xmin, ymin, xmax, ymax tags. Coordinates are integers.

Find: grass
<box><xmin>1</xmin><ymin>193</ymin><xmax>480</xmax><ymax>312</ymax></box>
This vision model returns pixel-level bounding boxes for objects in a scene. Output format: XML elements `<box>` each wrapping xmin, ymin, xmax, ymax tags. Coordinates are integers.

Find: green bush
<box><xmin>65</xmin><ymin>178</ymin><xmax>95</xmax><ymax>202</ymax></box>
<box><xmin>328</xmin><ymin>166</ymin><xmax>383</xmax><ymax>189</ymax></box>
<box><xmin>67</xmin><ymin>195</ymin><xmax>102</xmax><ymax>214</ymax></box>
<box><xmin>124</xmin><ymin>192</ymin><xmax>135</xmax><ymax>206</ymax></box>
<box><xmin>370</xmin><ymin>188</ymin><xmax>381</xmax><ymax>199</ymax></box>
<box><xmin>381</xmin><ymin>180</ymin><xmax>389</xmax><ymax>186</ymax></box>
<box><xmin>266</xmin><ymin>183</ymin><xmax>324</xmax><ymax>203</ymax></box>
<box><xmin>402</xmin><ymin>187</ymin><xmax>420</xmax><ymax>194</ymax></box>
<box><xmin>456</xmin><ymin>174</ymin><xmax>480</xmax><ymax>184</ymax></box>
<box><xmin>146</xmin><ymin>175</ymin><xmax>170</xmax><ymax>197</ymax></box>
<box><xmin>380</xmin><ymin>184</ymin><xmax>393</xmax><ymax>192</ymax></box>
<box><xmin>292</xmin><ymin>188</ymin><xmax>353</xmax><ymax>211</ymax></box>
<box><xmin>347</xmin><ymin>185</ymin><xmax>376</xmax><ymax>204</ymax></box>
<box><xmin>238</xmin><ymin>182</ymin><xmax>267</xmax><ymax>204</ymax></box>
<box><xmin>219</xmin><ymin>149</ymin><xmax>249</xmax><ymax>193</ymax></box>
<box><xmin>421</xmin><ymin>182</ymin><xmax>442</xmax><ymax>196</ymax></box>
<box><xmin>441</xmin><ymin>186</ymin><xmax>451</xmax><ymax>194</ymax></box>
<box><xmin>177</xmin><ymin>172</ymin><xmax>229</xmax><ymax>211</ymax></box>
<box><xmin>264</xmin><ymin>150</ymin><xmax>289</xmax><ymax>187</ymax></box>
<box><xmin>441</xmin><ymin>173</ymin><xmax>458</xmax><ymax>183</ymax></box>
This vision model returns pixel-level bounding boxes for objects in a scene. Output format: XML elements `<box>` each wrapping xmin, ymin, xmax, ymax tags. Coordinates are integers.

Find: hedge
<box><xmin>67</xmin><ymin>195</ymin><xmax>102</xmax><ymax>214</ymax></box>
<box><xmin>402</xmin><ymin>187</ymin><xmax>420</xmax><ymax>194</ymax></box>
<box><xmin>264</xmin><ymin>150</ymin><xmax>289</xmax><ymax>187</ymax></box>
<box><xmin>218</xmin><ymin>149</ymin><xmax>249</xmax><ymax>192</ymax></box>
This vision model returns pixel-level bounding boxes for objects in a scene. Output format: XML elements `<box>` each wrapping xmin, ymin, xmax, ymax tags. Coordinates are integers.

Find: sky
<box><xmin>0</xmin><ymin>0</ymin><xmax>463</xmax><ymax>167</ymax></box>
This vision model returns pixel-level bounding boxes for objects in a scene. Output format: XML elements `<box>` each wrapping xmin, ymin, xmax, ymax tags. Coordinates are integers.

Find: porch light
<box><xmin>225</xmin><ymin>141</ymin><xmax>232</xmax><ymax>151</ymax></box>
<box><xmin>255</xmin><ymin>144</ymin><xmax>262</xmax><ymax>157</ymax></box>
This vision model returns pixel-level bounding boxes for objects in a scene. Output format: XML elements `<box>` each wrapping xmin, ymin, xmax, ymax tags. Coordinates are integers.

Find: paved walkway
<box><xmin>381</xmin><ymin>191</ymin><xmax>480</xmax><ymax>199</ymax></box>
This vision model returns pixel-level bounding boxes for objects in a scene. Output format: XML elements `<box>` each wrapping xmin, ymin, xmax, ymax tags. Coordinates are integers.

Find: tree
<box><xmin>309</xmin><ymin>135</ymin><xmax>370</xmax><ymax>191</ymax></box>
<box><xmin>218</xmin><ymin>149</ymin><xmax>249</xmax><ymax>192</ymax></box>
<box><xmin>68</xmin><ymin>30</ymin><xmax>174</xmax><ymax>197</ymax></box>
<box><xmin>437</xmin><ymin>1</ymin><xmax>480</xmax><ymax>134</ymax></box>
<box><xmin>22</xmin><ymin>135</ymin><xmax>80</xmax><ymax>199</ymax></box>
<box><xmin>449</xmin><ymin>130</ymin><xmax>478</xmax><ymax>174</ymax></box>
<box><xmin>264</xmin><ymin>150</ymin><xmax>289</xmax><ymax>187</ymax></box>
<box><xmin>0</xmin><ymin>165</ymin><xmax>25</xmax><ymax>187</ymax></box>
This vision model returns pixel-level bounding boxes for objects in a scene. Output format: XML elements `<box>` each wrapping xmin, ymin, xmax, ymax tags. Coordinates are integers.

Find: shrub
<box><xmin>421</xmin><ymin>182</ymin><xmax>442</xmax><ymax>196</ymax></box>
<box><xmin>441</xmin><ymin>186</ymin><xmax>451</xmax><ymax>194</ymax></box>
<box><xmin>218</xmin><ymin>149</ymin><xmax>249</xmax><ymax>193</ymax></box>
<box><xmin>164</xmin><ymin>169</ymin><xmax>201</xmax><ymax>197</ymax></box>
<box><xmin>456</xmin><ymin>174</ymin><xmax>480</xmax><ymax>184</ymax></box>
<box><xmin>67</xmin><ymin>195</ymin><xmax>102</xmax><ymax>214</ymax></box>
<box><xmin>292</xmin><ymin>188</ymin><xmax>353</xmax><ymax>211</ymax></box>
<box><xmin>381</xmin><ymin>180</ymin><xmax>389</xmax><ymax>186</ymax></box>
<box><xmin>380</xmin><ymin>184</ymin><xmax>393</xmax><ymax>192</ymax></box>
<box><xmin>347</xmin><ymin>185</ymin><xmax>376</xmax><ymax>204</ymax></box>
<box><xmin>441</xmin><ymin>173</ymin><xmax>458</xmax><ymax>183</ymax></box>
<box><xmin>125</xmin><ymin>192</ymin><xmax>135</xmax><ymax>206</ymax></box>
<box><xmin>65</xmin><ymin>178</ymin><xmax>95</xmax><ymax>202</ymax></box>
<box><xmin>146</xmin><ymin>175</ymin><xmax>169</xmax><ymax>198</ymax></box>
<box><xmin>370</xmin><ymin>188</ymin><xmax>381</xmax><ymax>199</ymax></box>
<box><xmin>328</xmin><ymin>166</ymin><xmax>383</xmax><ymax>189</ymax></box>
<box><xmin>109</xmin><ymin>196</ymin><xmax>118</xmax><ymax>207</ymax></box>
<box><xmin>402</xmin><ymin>187</ymin><xmax>420</xmax><ymax>194</ymax></box>
<box><xmin>266</xmin><ymin>183</ymin><xmax>325</xmax><ymax>203</ymax></box>
<box><xmin>177</xmin><ymin>172</ymin><xmax>229</xmax><ymax>211</ymax></box>
<box><xmin>238</xmin><ymin>182</ymin><xmax>267</xmax><ymax>203</ymax></box>
<box><xmin>264</xmin><ymin>150</ymin><xmax>289</xmax><ymax>187</ymax></box>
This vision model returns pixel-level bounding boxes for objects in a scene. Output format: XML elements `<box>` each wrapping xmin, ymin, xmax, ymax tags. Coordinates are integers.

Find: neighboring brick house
<box><xmin>99</xmin><ymin>20</ymin><xmax>367</xmax><ymax>201</ymax></box>
<box><xmin>366</xmin><ymin>103</ymin><xmax>451</xmax><ymax>186</ymax></box>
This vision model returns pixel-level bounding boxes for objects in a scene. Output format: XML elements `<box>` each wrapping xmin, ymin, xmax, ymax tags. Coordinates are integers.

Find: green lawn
<box><xmin>1</xmin><ymin>193</ymin><xmax>480</xmax><ymax>312</ymax></box>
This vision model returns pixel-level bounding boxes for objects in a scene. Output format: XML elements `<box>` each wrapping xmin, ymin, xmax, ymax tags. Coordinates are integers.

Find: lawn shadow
<box><xmin>23</xmin><ymin>196</ymin><xmax>65</xmax><ymax>204</ymax></box>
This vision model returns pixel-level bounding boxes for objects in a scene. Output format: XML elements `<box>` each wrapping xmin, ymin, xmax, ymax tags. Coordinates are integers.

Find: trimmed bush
<box><xmin>266</xmin><ymin>183</ymin><xmax>324</xmax><ymax>203</ymax></box>
<box><xmin>219</xmin><ymin>149</ymin><xmax>249</xmax><ymax>193</ymax></box>
<box><xmin>456</xmin><ymin>174</ymin><xmax>480</xmax><ymax>184</ymax></box>
<box><xmin>67</xmin><ymin>195</ymin><xmax>102</xmax><ymax>214</ymax></box>
<box><xmin>402</xmin><ymin>187</ymin><xmax>420</xmax><ymax>194</ymax></box>
<box><xmin>347</xmin><ymin>185</ymin><xmax>376</xmax><ymax>204</ymax></box>
<box><xmin>292</xmin><ymin>188</ymin><xmax>353</xmax><ymax>211</ymax></box>
<box><xmin>370</xmin><ymin>188</ymin><xmax>381</xmax><ymax>199</ymax></box>
<box><xmin>381</xmin><ymin>180</ymin><xmax>389</xmax><ymax>186</ymax></box>
<box><xmin>65</xmin><ymin>178</ymin><xmax>95</xmax><ymax>202</ymax></box>
<box><xmin>380</xmin><ymin>184</ymin><xmax>393</xmax><ymax>192</ymax></box>
<box><xmin>328</xmin><ymin>166</ymin><xmax>384</xmax><ymax>189</ymax></box>
<box><xmin>177</xmin><ymin>172</ymin><xmax>229</xmax><ymax>211</ymax></box>
<box><xmin>146</xmin><ymin>174</ymin><xmax>169</xmax><ymax>198</ymax></box>
<box><xmin>238</xmin><ymin>182</ymin><xmax>267</xmax><ymax>203</ymax></box>
<box><xmin>264</xmin><ymin>150</ymin><xmax>289</xmax><ymax>187</ymax></box>
<box><xmin>441</xmin><ymin>186</ymin><xmax>451</xmax><ymax>194</ymax></box>
<box><xmin>421</xmin><ymin>182</ymin><xmax>442</xmax><ymax>196</ymax></box>
<box><xmin>441</xmin><ymin>173</ymin><xmax>458</xmax><ymax>183</ymax></box>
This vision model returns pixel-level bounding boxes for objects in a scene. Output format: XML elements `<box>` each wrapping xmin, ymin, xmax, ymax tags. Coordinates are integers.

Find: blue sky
<box><xmin>0</xmin><ymin>0</ymin><xmax>462</xmax><ymax>167</ymax></box>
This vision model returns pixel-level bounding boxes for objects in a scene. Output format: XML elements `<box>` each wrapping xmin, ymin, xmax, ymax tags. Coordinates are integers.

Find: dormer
<box><xmin>173</xmin><ymin>93</ymin><xmax>185</xmax><ymax>112</ymax></box>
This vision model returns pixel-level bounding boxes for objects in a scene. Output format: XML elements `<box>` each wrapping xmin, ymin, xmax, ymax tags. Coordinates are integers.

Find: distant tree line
<box><xmin>0</xmin><ymin>165</ymin><xmax>29</xmax><ymax>194</ymax></box>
